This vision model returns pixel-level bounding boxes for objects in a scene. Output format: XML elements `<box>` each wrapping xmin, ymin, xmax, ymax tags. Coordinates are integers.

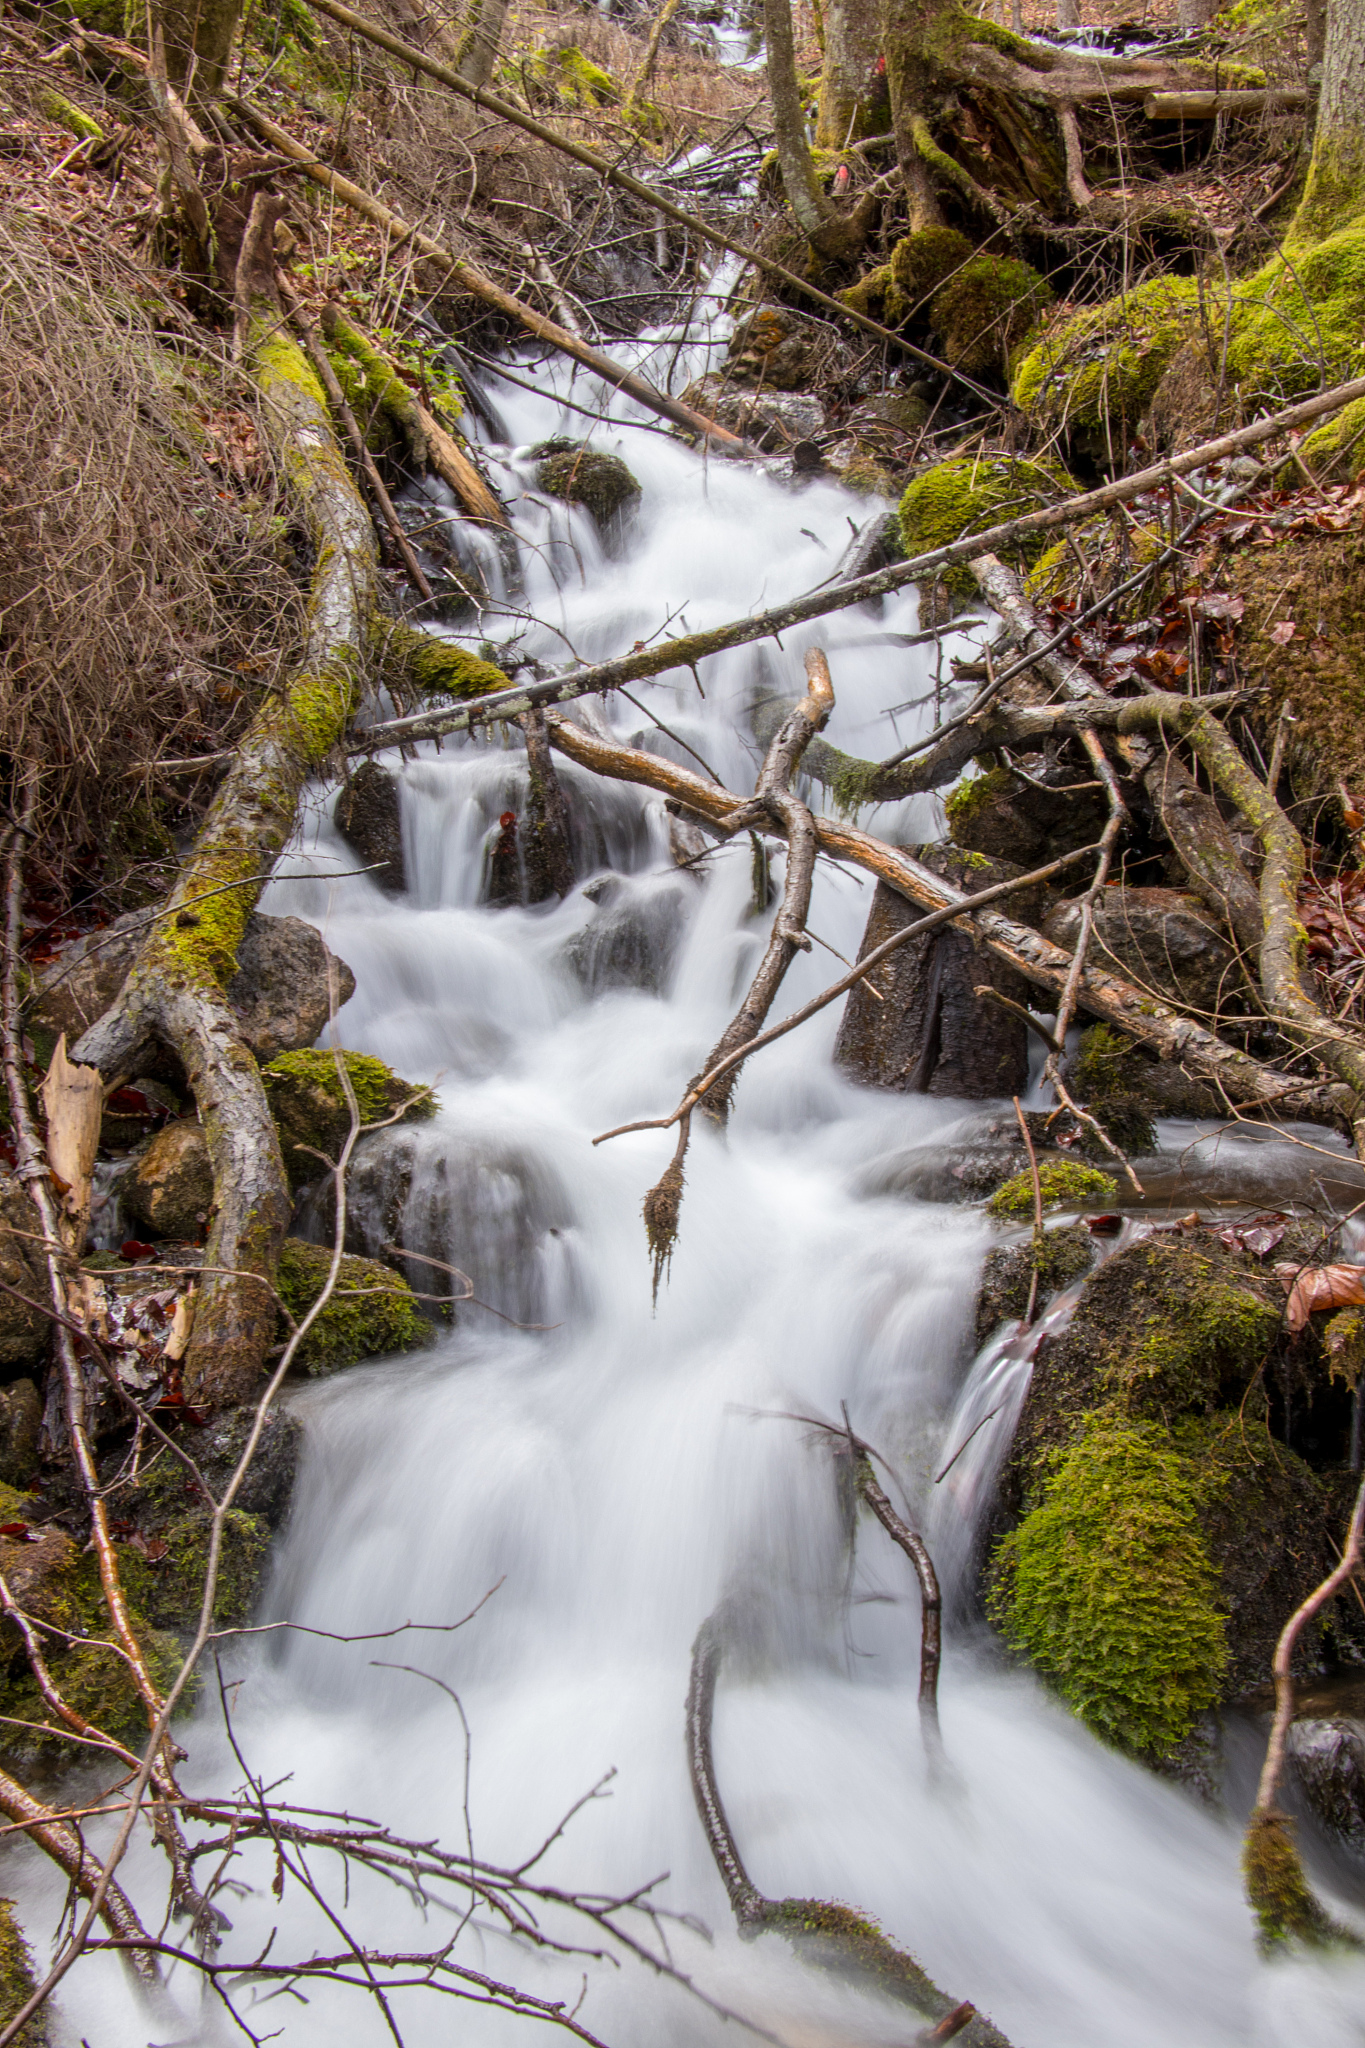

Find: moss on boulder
<box><xmin>1297</xmin><ymin>392</ymin><xmax>1365</xmax><ymax>483</ymax></box>
<box><xmin>898</xmin><ymin>452</ymin><xmax>1078</xmax><ymax>599</ymax></box>
<box><xmin>975</xmin><ymin>1220</ymin><xmax>1095</xmax><ymax>1343</ymax></box>
<box><xmin>0</xmin><ymin>1899</ymin><xmax>45</xmax><ymax>2047</ymax></box>
<box><xmin>262</xmin><ymin>1049</ymin><xmax>435</xmax><ymax>1187</ymax></box>
<box><xmin>889</xmin><ymin>225</ymin><xmax>974</xmax><ymax>314</ymax></box>
<box><xmin>1011</xmin><ymin>276</ymin><xmax>1202</xmax><ymax>454</ymax></box>
<box><xmin>534</xmin><ymin>444</ymin><xmax>641</xmax><ymax>536</ymax></box>
<box><xmin>987</xmin><ymin>1161</ymin><xmax>1117</xmax><ymax>1220</ymax></box>
<box><xmin>930</xmin><ymin>254</ymin><xmax>1052</xmax><ymax>379</ymax></box>
<box><xmin>1225</xmin><ymin>223</ymin><xmax>1365</xmax><ymax>402</ymax></box>
<box><xmin>275</xmin><ymin>1236</ymin><xmax>431</xmax><ymax>1372</ymax></box>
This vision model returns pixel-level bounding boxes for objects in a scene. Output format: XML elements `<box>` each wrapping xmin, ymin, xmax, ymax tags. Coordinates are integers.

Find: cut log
<box><xmin>1144</xmin><ymin>88</ymin><xmax>1309</xmax><ymax>118</ymax></box>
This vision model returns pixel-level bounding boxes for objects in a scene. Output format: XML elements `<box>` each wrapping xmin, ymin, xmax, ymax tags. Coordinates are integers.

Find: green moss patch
<box><xmin>1011</xmin><ymin>276</ymin><xmax>1202</xmax><ymax>449</ymax></box>
<box><xmin>1226</xmin><ymin>224</ymin><xmax>1365</xmax><ymax>402</ymax></box>
<box><xmin>0</xmin><ymin>1899</ymin><xmax>44</xmax><ymax>2047</ymax></box>
<box><xmin>898</xmin><ymin>453</ymin><xmax>1078</xmax><ymax>598</ymax></box>
<box><xmin>275</xmin><ymin>1237</ymin><xmax>431</xmax><ymax>1372</ymax></box>
<box><xmin>987</xmin><ymin>1161</ymin><xmax>1117</xmax><ymax>1220</ymax></box>
<box><xmin>930</xmin><ymin>255</ymin><xmax>1052</xmax><ymax>379</ymax></box>
<box><xmin>534</xmin><ymin>446</ymin><xmax>641</xmax><ymax>531</ymax></box>
<box><xmin>989</xmin><ymin>1414</ymin><xmax>1227</xmax><ymax>1753</ymax></box>
<box><xmin>262</xmin><ymin>1049</ymin><xmax>435</xmax><ymax>1186</ymax></box>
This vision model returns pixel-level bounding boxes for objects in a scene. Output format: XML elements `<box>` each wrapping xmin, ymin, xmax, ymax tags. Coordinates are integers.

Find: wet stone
<box><xmin>562</xmin><ymin>876</ymin><xmax>689</xmax><ymax>994</ymax></box>
<box><xmin>975</xmin><ymin>1222</ymin><xmax>1096</xmax><ymax>1346</ymax></box>
<box><xmin>1043</xmin><ymin>886</ymin><xmax>1241</xmax><ymax>1017</ymax></box>
<box><xmin>335</xmin><ymin>760</ymin><xmax>405</xmax><ymax>895</ymax></box>
<box><xmin>120</xmin><ymin>1121</ymin><xmax>213</xmax><ymax>1240</ymax></box>
<box><xmin>1289</xmin><ymin>1716</ymin><xmax>1365</xmax><ymax>1858</ymax></box>
<box><xmin>677</xmin><ymin>375</ymin><xmax>825</xmax><ymax>454</ymax></box>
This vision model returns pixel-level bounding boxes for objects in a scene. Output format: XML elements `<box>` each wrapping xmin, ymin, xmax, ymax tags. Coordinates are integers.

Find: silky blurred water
<box><xmin>27</xmin><ymin>276</ymin><xmax>1365</xmax><ymax>2047</ymax></box>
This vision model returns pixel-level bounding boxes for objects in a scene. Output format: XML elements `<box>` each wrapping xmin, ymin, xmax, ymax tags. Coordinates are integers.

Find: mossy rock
<box><xmin>987</xmin><ymin>1162</ymin><xmax>1117</xmax><ymax>1220</ymax></box>
<box><xmin>897</xmin><ymin>453</ymin><xmax>1079</xmax><ymax>600</ymax></box>
<box><xmin>975</xmin><ymin>1220</ymin><xmax>1095</xmax><ymax>1343</ymax></box>
<box><xmin>988</xmin><ymin>1413</ymin><xmax>1228</xmax><ymax>1754</ymax></box>
<box><xmin>261</xmin><ymin>1050</ymin><xmax>435</xmax><ymax>1188</ymax></box>
<box><xmin>888</xmin><ymin>226</ymin><xmax>974</xmax><ymax>318</ymax></box>
<box><xmin>1025</xmin><ymin>510</ymin><xmax>1167</xmax><ymax>608</ymax></box>
<box><xmin>534</xmin><ymin>445</ymin><xmax>641</xmax><ymax>539</ymax></box>
<box><xmin>929</xmin><ymin>254</ymin><xmax>1053</xmax><ymax>379</ymax></box>
<box><xmin>1226</xmin><ymin>223</ymin><xmax>1365</xmax><ymax>403</ymax></box>
<box><xmin>528</xmin><ymin>42</ymin><xmax>619</xmax><ymax>107</ymax></box>
<box><xmin>1069</xmin><ymin>1023</ymin><xmax>1158</xmax><ymax>1156</ymax></box>
<box><xmin>1011</xmin><ymin>277</ymin><xmax>1203</xmax><ymax>455</ymax></box>
<box><xmin>1294</xmin><ymin>392</ymin><xmax>1365</xmax><ymax>483</ymax></box>
<box><xmin>117</xmin><ymin>1495</ymin><xmax>272</xmax><ymax>1635</ymax></box>
<box><xmin>0</xmin><ymin>1900</ymin><xmax>45</xmax><ymax>2048</ymax></box>
<box><xmin>275</xmin><ymin>1237</ymin><xmax>432</xmax><ymax>1373</ymax></box>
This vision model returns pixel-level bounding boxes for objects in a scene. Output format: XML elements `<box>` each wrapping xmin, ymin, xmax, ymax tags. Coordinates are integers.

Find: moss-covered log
<box><xmin>73</xmin><ymin>313</ymin><xmax>380</xmax><ymax>1411</ymax></box>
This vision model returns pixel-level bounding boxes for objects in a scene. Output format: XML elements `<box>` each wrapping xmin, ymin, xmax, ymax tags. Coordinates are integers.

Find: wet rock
<box><xmin>0</xmin><ymin>1381</ymin><xmax>40</xmax><ymax>1487</ymax></box>
<box><xmin>335</xmin><ymin>760</ymin><xmax>405</xmax><ymax>894</ymax></box>
<box><xmin>946</xmin><ymin>761</ymin><xmax>1108</xmax><ymax>866</ymax></box>
<box><xmin>0</xmin><ymin>1897</ymin><xmax>45</xmax><ymax>2048</ymax></box>
<box><xmin>1043</xmin><ymin>886</ymin><xmax>1241</xmax><ymax>1016</ymax></box>
<box><xmin>723</xmin><ymin>306</ymin><xmax>839</xmax><ymax>391</ymax></box>
<box><xmin>834</xmin><ymin>851</ymin><xmax>1045</xmax><ymax>1099</ymax></box>
<box><xmin>1288</xmin><ymin>1716</ymin><xmax>1365</xmax><ymax>1857</ymax></box>
<box><xmin>35</xmin><ymin>913</ymin><xmax>356</xmax><ymax>1062</ymax></box>
<box><xmin>534</xmin><ymin>442</ymin><xmax>641</xmax><ymax>542</ymax></box>
<box><xmin>192</xmin><ymin>1403</ymin><xmax>301</xmax><ymax>1528</ymax></box>
<box><xmin>275</xmin><ymin>1237</ymin><xmax>432</xmax><ymax>1374</ymax></box>
<box><xmin>227</xmin><ymin>915</ymin><xmax>357</xmax><ymax>1060</ymax></box>
<box><xmin>120</xmin><ymin>1121</ymin><xmax>212</xmax><ymax>1240</ymax></box>
<box><xmin>856</xmin><ymin>1111</ymin><xmax>1036</xmax><ymax>1203</ymax></box>
<box><xmin>677</xmin><ymin>375</ymin><xmax>825</xmax><ymax>454</ymax></box>
<box><xmin>562</xmin><ymin>876</ymin><xmax>688</xmax><ymax>994</ymax></box>
<box><xmin>0</xmin><ymin>1184</ymin><xmax>52</xmax><ymax>1369</ymax></box>
<box><xmin>263</xmin><ymin>1049</ymin><xmax>435</xmax><ymax>1191</ymax></box>
<box><xmin>0</xmin><ymin>1511</ymin><xmax>76</xmax><ymax>1632</ymax></box>
<box><xmin>975</xmin><ymin>1221</ymin><xmax>1095</xmax><ymax>1345</ymax></box>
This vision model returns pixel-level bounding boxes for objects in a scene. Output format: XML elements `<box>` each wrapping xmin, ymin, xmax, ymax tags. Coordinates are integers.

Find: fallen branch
<box><xmin>1145</xmin><ymin>87</ymin><xmax>1309</xmax><ymax>117</ymax></box>
<box><xmin>231</xmin><ymin>98</ymin><xmax>761</xmax><ymax>458</ymax></box>
<box><xmin>350</xmin><ymin>372</ymin><xmax>1365</xmax><ymax>755</ymax></box>
<box><xmin>852</xmin><ymin>1452</ymin><xmax>942</xmax><ymax>1730</ymax></box>
<box><xmin>547</xmin><ymin>710</ymin><xmax>1343</xmax><ymax>1125</ymax></box>
<box><xmin>685</xmin><ymin>1610</ymin><xmax>1012</xmax><ymax>2045</ymax></box>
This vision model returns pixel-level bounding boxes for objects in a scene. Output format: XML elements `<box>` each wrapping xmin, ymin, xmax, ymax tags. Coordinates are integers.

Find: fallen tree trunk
<box><xmin>351</xmin><ymin>368</ymin><xmax>1365</xmax><ymax>756</ymax></box>
<box><xmin>231</xmin><ymin>99</ymin><xmax>762</xmax><ymax>459</ymax></box>
<box><xmin>1145</xmin><ymin>88</ymin><xmax>1309</xmax><ymax>117</ymax></box>
<box><xmin>73</xmin><ymin>304</ymin><xmax>379</xmax><ymax>1410</ymax></box>
<box><xmin>545</xmin><ymin>708</ymin><xmax>1345</xmax><ymax>1125</ymax></box>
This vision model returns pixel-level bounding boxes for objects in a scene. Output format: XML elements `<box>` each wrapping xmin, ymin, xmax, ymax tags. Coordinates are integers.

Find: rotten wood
<box><xmin>1145</xmin><ymin>87</ymin><xmax>1309</xmax><ymax>118</ymax></box>
<box><xmin>39</xmin><ymin>1034</ymin><xmax>103</xmax><ymax>1250</ymax></box>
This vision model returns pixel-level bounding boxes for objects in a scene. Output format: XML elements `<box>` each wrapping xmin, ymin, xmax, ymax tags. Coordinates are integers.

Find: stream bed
<box><xmin>40</xmin><ymin>279</ymin><xmax>1365</xmax><ymax>2047</ymax></box>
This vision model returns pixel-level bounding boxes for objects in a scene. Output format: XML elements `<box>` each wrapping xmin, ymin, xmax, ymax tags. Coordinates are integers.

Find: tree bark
<box><xmin>765</xmin><ymin>0</ymin><xmax>871</xmax><ymax>256</ymax></box>
<box><xmin>157</xmin><ymin>0</ymin><xmax>243</xmax><ymax>103</ymax></box>
<box><xmin>879</xmin><ymin>0</ymin><xmax>946</xmax><ymax>225</ymax></box>
<box><xmin>73</xmin><ymin>313</ymin><xmax>380</xmax><ymax>1411</ymax></box>
<box><xmin>456</xmin><ymin>0</ymin><xmax>510</xmax><ymax>85</ymax></box>
<box><xmin>816</xmin><ymin>0</ymin><xmax>882</xmax><ymax>145</ymax></box>
<box><xmin>1298</xmin><ymin>0</ymin><xmax>1365</xmax><ymax>227</ymax></box>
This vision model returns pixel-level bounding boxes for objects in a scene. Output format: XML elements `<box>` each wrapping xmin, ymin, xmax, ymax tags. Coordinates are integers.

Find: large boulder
<box><xmin>533</xmin><ymin>441</ymin><xmax>641</xmax><ymax>544</ymax></box>
<box><xmin>1042</xmin><ymin>885</ymin><xmax>1240</xmax><ymax>1016</ymax></box>
<box><xmin>945</xmin><ymin>760</ymin><xmax>1108</xmax><ymax>866</ymax></box>
<box><xmin>275</xmin><ymin>1237</ymin><xmax>432</xmax><ymax>1373</ymax></box>
<box><xmin>335</xmin><ymin>761</ymin><xmax>404</xmax><ymax>894</ymax></box>
<box><xmin>34</xmin><ymin>913</ymin><xmax>355</xmax><ymax>1061</ymax></box>
<box><xmin>1288</xmin><ymin>1716</ymin><xmax>1365</xmax><ymax>1859</ymax></box>
<box><xmin>261</xmin><ymin>1050</ymin><xmax>436</xmax><ymax>1189</ymax></box>
<box><xmin>120</xmin><ymin>1121</ymin><xmax>213</xmax><ymax>1240</ymax></box>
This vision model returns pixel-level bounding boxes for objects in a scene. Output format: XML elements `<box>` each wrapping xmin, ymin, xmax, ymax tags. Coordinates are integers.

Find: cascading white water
<box><xmin>33</xmin><ymin>280</ymin><xmax>1365</xmax><ymax>2047</ymax></box>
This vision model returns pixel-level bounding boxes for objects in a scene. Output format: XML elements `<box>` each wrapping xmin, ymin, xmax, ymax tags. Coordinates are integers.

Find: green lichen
<box><xmin>930</xmin><ymin>254</ymin><xmax>1053</xmax><ymax>379</ymax></box>
<box><xmin>1070</xmin><ymin>1023</ymin><xmax>1157</xmax><ymax>1156</ymax></box>
<box><xmin>758</xmin><ymin>145</ymin><xmax>846</xmax><ymax>202</ymax></box>
<box><xmin>0</xmin><ymin>1899</ymin><xmax>45</xmax><ymax>2048</ymax></box>
<box><xmin>1011</xmin><ymin>276</ymin><xmax>1204</xmax><ymax>448</ymax></box>
<box><xmin>988</xmin><ymin>1162</ymin><xmax>1118</xmax><ymax>1219</ymax></box>
<box><xmin>529</xmin><ymin>43</ymin><xmax>619</xmax><ymax>108</ymax></box>
<box><xmin>374</xmin><ymin>616</ymin><xmax>510</xmax><ymax>701</ymax></box>
<box><xmin>898</xmin><ymin>454</ymin><xmax>1077</xmax><ymax>599</ymax></box>
<box><xmin>989</xmin><ymin>1414</ymin><xmax>1227</xmax><ymax>1754</ymax></box>
<box><xmin>275</xmin><ymin>1237</ymin><xmax>431</xmax><ymax>1371</ymax></box>
<box><xmin>148</xmin><ymin>844</ymin><xmax>264</xmax><ymax>988</ymax></box>
<box><xmin>943</xmin><ymin>760</ymin><xmax>1014</xmax><ymax>832</ymax></box>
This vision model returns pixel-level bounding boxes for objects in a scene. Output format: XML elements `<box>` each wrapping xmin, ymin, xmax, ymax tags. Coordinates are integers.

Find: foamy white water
<box><xmin>26</xmin><ymin>277</ymin><xmax>1365</xmax><ymax>2047</ymax></box>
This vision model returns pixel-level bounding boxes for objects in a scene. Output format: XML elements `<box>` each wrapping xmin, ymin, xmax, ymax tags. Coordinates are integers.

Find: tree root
<box><xmin>685</xmin><ymin>1611</ymin><xmax>1012</xmax><ymax>2046</ymax></box>
<box><xmin>72</xmin><ymin>294</ymin><xmax>380</xmax><ymax>1411</ymax></box>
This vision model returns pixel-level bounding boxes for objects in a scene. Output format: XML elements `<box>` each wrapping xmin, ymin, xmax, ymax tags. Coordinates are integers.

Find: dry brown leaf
<box><xmin>1276</xmin><ymin>1261</ymin><xmax>1365</xmax><ymax>1332</ymax></box>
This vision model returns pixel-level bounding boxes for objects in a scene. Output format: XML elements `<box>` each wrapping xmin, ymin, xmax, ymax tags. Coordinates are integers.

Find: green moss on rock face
<box><xmin>1225</xmin><ymin>225</ymin><xmax>1365</xmax><ymax>402</ymax></box>
<box><xmin>0</xmin><ymin>1898</ymin><xmax>45</xmax><ymax>2047</ymax></box>
<box><xmin>889</xmin><ymin>225</ymin><xmax>974</xmax><ymax>314</ymax></box>
<box><xmin>1069</xmin><ymin>1023</ymin><xmax>1157</xmax><ymax>1156</ymax></box>
<box><xmin>930</xmin><ymin>254</ymin><xmax>1053</xmax><ymax>378</ymax></box>
<box><xmin>1011</xmin><ymin>277</ymin><xmax>1202</xmax><ymax>450</ymax></box>
<box><xmin>275</xmin><ymin>1237</ymin><xmax>431</xmax><ymax>1372</ymax></box>
<box><xmin>534</xmin><ymin>446</ymin><xmax>641</xmax><ymax>533</ymax></box>
<box><xmin>987</xmin><ymin>1162</ymin><xmax>1117</xmax><ymax>1220</ymax></box>
<box><xmin>262</xmin><ymin>1049</ymin><xmax>435</xmax><ymax>1186</ymax></box>
<box><xmin>976</xmin><ymin>1220</ymin><xmax>1095</xmax><ymax>1343</ymax></box>
<box><xmin>898</xmin><ymin>454</ymin><xmax>1078</xmax><ymax>599</ymax></box>
<box><xmin>1297</xmin><ymin>393</ymin><xmax>1365</xmax><ymax>482</ymax></box>
<box><xmin>989</xmin><ymin>1414</ymin><xmax>1227</xmax><ymax>1753</ymax></box>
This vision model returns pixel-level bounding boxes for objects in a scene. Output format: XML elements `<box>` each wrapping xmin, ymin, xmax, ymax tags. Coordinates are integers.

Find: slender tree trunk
<box><xmin>456</xmin><ymin>0</ymin><xmax>510</xmax><ymax>88</ymax></box>
<box><xmin>815</xmin><ymin>0</ymin><xmax>881</xmax><ymax>146</ymax></box>
<box><xmin>157</xmin><ymin>0</ymin><xmax>244</xmax><ymax>101</ymax></box>
<box><xmin>1177</xmin><ymin>0</ymin><xmax>1214</xmax><ymax>26</ymax></box>
<box><xmin>1298</xmin><ymin>0</ymin><xmax>1365</xmax><ymax>227</ymax></box>
<box><xmin>879</xmin><ymin>0</ymin><xmax>946</xmax><ymax>226</ymax></box>
<box><xmin>765</xmin><ymin>0</ymin><xmax>870</xmax><ymax>256</ymax></box>
<box><xmin>1056</xmin><ymin>0</ymin><xmax>1080</xmax><ymax>29</ymax></box>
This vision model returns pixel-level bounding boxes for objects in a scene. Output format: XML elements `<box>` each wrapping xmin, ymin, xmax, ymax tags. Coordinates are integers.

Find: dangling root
<box><xmin>1241</xmin><ymin>1810</ymin><xmax>1359</xmax><ymax>1953</ymax></box>
<box><xmin>643</xmin><ymin>1116</ymin><xmax>690</xmax><ymax>1305</ymax></box>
